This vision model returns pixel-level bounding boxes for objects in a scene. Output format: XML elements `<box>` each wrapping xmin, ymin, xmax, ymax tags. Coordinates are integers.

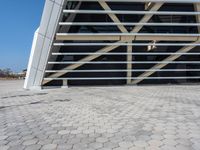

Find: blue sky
<box><xmin>0</xmin><ymin>1</ymin><xmax>45</xmax><ymax>72</ymax></box>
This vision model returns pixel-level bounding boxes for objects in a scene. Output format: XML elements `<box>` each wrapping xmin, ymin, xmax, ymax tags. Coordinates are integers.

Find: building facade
<box><xmin>24</xmin><ymin>0</ymin><xmax>200</xmax><ymax>89</ymax></box>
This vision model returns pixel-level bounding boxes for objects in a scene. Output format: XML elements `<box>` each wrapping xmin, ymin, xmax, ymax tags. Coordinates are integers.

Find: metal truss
<box><xmin>41</xmin><ymin>0</ymin><xmax>200</xmax><ymax>86</ymax></box>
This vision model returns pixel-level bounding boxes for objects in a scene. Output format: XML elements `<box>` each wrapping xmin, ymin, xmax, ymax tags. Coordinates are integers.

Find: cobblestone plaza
<box><xmin>0</xmin><ymin>80</ymin><xmax>200</xmax><ymax>150</ymax></box>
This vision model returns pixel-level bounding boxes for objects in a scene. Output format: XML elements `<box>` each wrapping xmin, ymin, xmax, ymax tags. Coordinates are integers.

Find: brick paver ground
<box><xmin>0</xmin><ymin>80</ymin><xmax>200</xmax><ymax>150</ymax></box>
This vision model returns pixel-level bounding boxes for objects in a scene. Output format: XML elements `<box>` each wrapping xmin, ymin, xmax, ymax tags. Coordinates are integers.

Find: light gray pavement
<box><xmin>0</xmin><ymin>80</ymin><xmax>200</xmax><ymax>150</ymax></box>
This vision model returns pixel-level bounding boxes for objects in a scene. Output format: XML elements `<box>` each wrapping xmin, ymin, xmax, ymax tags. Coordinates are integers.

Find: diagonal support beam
<box><xmin>131</xmin><ymin>2</ymin><xmax>163</xmax><ymax>33</ymax></box>
<box><xmin>145</xmin><ymin>2</ymin><xmax>153</xmax><ymax>10</ymax></box>
<box><xmin>98</xmin><ymin>1</ymin><xmax>128</xmax><ymax>33</ymax></box>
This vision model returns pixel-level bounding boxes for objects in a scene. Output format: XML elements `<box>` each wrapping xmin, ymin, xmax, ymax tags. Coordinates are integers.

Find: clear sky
<box><xmin>0</xmin><ymin>1</ymin><xmax>45</xmax><ymax>73</ymax></box>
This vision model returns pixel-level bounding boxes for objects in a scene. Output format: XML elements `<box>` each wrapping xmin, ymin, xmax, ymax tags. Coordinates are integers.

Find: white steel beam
<box><xmin>45</xmin><ymin>69</ymin><xmax>200</xmax><ymax>73</ymax></box>
<box><xmin>56</xmin><ymin>33</ymin><xmax>200</xmax><ymax>36</ymax></box>
<box><xmin>53</xmin><ymin>43</ymin><xmax>200</xmax><ymax>46</ymax></box>
<box><xmin>52</xmin><ymin>52</ymin><xmax>200</xmax><ymax>55</ymax></box>
<box><xmin>44</xmin><ymin>77</ymin><xmax>200</xmax><ymax>80</ymax></box>
<box><xmin>48</xmin><ymin>61</ymin><xmax>200</xmax><ymax>64</ymax></box>
<box><xmin>59</xmin><ymin>22</ymin><xmax>200</xmax><ymax>26</ymax></box>
<box><xmin>63</xmin><ymin>10</ymin><xmax>200</xmax><ymax>15</ymax></box>
<box><xmin>56</xmin><ymin>34</ymin><xmax>199</xmax><ymax>41</ymax></box>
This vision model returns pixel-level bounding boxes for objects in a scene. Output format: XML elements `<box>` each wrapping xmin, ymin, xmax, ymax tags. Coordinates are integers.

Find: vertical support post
<box><xmin>127</xmin><ymin>41</ymin><xmax>132</xmax><ymax>84</ymax></box>
<box><xmin>62</xmin><ymin>80</ymin><xmax>68</xmax><ymax>88</ymax></box>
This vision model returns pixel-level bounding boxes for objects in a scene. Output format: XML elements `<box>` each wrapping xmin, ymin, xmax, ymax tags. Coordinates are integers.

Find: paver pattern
<box><xmin>0</xmin><ymin>80</ymin><xmax>200</xmax><ymax>150</ymax></box>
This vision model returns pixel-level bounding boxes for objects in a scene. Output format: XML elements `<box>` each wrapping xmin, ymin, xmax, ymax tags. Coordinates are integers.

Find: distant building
<box><xmin>18</xmin><ymin>69</ymin><xmax>27</xmax><ymax>79</ymax></box>
<box><xmin>24</xmin><ymin>0</ymin><xmax>200</xmax><ymax>89</ymax></box>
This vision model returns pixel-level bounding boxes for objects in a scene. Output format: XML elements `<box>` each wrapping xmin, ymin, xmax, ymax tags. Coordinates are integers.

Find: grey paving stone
<box><xmin>24</xmin><ymin>144</ymin><xmax>42</xmax><ymax>150</ymax></box>
<box><xmin>160</xmin><ymin>145</ymin><xmax>177</xmax><ymax>150</ymax></box>
<box><xmin>56</xmin><ymin>144</ymin><xmax>72</xmax><ymax>150</ymax></box>
<box><xmin>81</xmin><ymin>137</ymin><xmax>95</xmax><ymax>144</ymax></box>
<box><xmin>0</xmin><ymin>140</ymin><xmax>9</xmax><ymax>145</ymax></box>
<box><xmin>22</xmin><ymin>139</ymin><xmax>38</xmax><ymax>146</ymax></box>
<box><xmin>58</xmin><ymin>130</ymin><xmax>70</xmax><ymax>135</ymax></box>
<box><xmin>6</xmin><ymin>132</ymin><xmax>19</xmax><ymax>137</ymax></box>
<box><xmin>41</xmin><ymin>144</ymin><xmax>57</xmax><ymax>150</ymax></box>
<box><xmin>113</xmin><ymin>147</ymin><xmax>127</xmax><ymax>150</ymax></box>
<box><xmin>0</xmin><ymin>146</ymin><xmax>10</xmax><ymax>150</ymax></box>
<box><xmin>109</xmin><ymin>136</ymin><xmax>123</xmax><ymax>143</ymax></box>
<box><xmin>52</xmin><ymin>139</ymin><xmax>67</xmax><ymax>144</ymax></box>
<box><xmin>148</xmin><ymin>140</ymin><xmax>163</xmax><ymax>147</ymax></box>
<box><xmin>9</xmin><ymin>145</ymin><xmax>25</xmax><ymax>150</ymax></box>
<box><xmin>137</xmin><ymin>135</ymin><xmax>151</xmax><ymax>141</ymax></box>
<box><xmin>7</xmin><ymin>140</ymin><xmax>22</xmax><ymax>146</ymax></box>
<box><xmin>103</xmin><ymin>142</ymin><xmax>119</xmax><ymax>149</ymax></box>
<box><xmin>134</xmin><ymin>140</ymin><xmax>148</xmax><ymax>147</ymax></box>
<box><xmin>73</xmin><ymin>143</ymin><xmax>88</xmax><ymax>150</ymax></box>
<box><xmin>163</xmin><ymin>134</ymin><xmax>177</xmax><ymax>140</ymax></box>
<box><xmin>48</xmin><ymin>134</ymin><xmax>61</xmax><ymax>139</ymax></box>
<box><xmin>122</xmin><ymin>135</ymin><xmax>136</xmax><ymax>142</ymax></box>
<box><xmin>67</xmin><ymin>137</ymin><xmax>81</xmax><ymax>144</ymax></box>
<box><xmin>176</xmin><ymin>138</ymin><xmax>191</xmax><ymax>146</ymax></box>
<box><xmin>98</xmin><ymin>148</ymin><xmax>112</xmax><ymax>150</ymax></box>
<box><xmin>96</xmin><ymin>137</ymin><xmax>109</xmax><ymax>143</ymax></box>
<box><xmin>145</xmin><ymin>146</ymin><xmax>161</xmax><ymax>150</ymax></box>
<box><xmin>0</xmin><ymin>136</ymin><xmax>8</xmax><ymax>140</ymax></box>
<box><xmin>150</xmin><ymin>134</ymin><xmax>164</xmax><ymax>140</ymax></box>
<box><xmin>75</xmin><ymin>133</ymin><xmax>88</xmax><ymax>138</ymax></box>
<box><xmin>129</xmin><ymin>146</ymin><xmax>144</xmax><ymax>150</ymax></box>
<box><xmin>37</xmin><ymin>139</ymin><xmax>53</xmax><ymax>145</ymax></box>
<box><xmin>7</xmin><ymin>135</ymin><xmax>21</xmax><ymax>141</ymax></box>
<box><xmin>175</xmin><ymin>145</ymin><xmax>192</xmax><ymax>150</ymax></box>
<box><xmin>118</xmin><ymin>141</ymin><xmax>133</xmax><ymax>148</ymax></box>
<box><xmin>88</xmin><ymin>142</ymin><xmax>103</xmax><ymax>149</ymax></box>
<box><xmin>21</xmin><ymin>135</ymin><xmax>35</xmax><ymax>141</ymax></box>
<box><xmin>162</xmin><ymin>139</ymin><xmax>178</xmax><ymax>146</ymax></box>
